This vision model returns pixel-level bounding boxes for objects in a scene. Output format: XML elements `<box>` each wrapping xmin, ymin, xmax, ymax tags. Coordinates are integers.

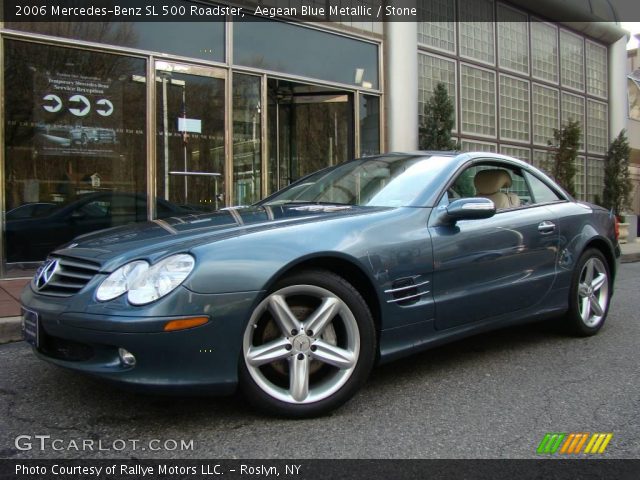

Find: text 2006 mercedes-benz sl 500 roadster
<box><xmin>21</xmin><ymin>152</ymin><xmax>620</xmax><ymax>417</ymax></box>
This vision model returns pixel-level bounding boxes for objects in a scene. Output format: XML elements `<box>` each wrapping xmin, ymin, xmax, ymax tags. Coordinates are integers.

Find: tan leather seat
<box><xmin>473</xmin><ymin>169</ymin><xmax>521</xmax><ymax>209</ymax></box>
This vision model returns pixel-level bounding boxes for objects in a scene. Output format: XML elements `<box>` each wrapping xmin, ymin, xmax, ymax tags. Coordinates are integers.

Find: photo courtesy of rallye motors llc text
<box><xmin>15</xmin><ymin>463</ymin><xmax>301</xmax><ymax>477</ymax></box>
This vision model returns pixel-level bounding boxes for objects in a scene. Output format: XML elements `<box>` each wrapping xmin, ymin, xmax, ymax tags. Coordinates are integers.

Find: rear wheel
<box><xmin>239</xmin><ymin>269</ymin><xmax>376</xmax><ymax>417</ymax></box>
<box><xmin>565</xmin><ymin>249</ymin><xmax>611</xmax><ymax>336</ymax></box>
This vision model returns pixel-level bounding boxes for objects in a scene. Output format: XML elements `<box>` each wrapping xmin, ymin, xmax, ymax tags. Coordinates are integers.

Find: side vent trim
<box><xmin>384</xmin><ymin>279</ymin><xmax>430</xmax><ymax>294</ymax></box>
<box><xmin>385</xmin><ymin>278</ymin><xmax>430</xmax><ymax>305</ymax></box>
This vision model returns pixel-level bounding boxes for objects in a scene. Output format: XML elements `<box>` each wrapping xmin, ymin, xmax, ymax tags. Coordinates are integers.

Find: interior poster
<box><xmin>33</xmin><ymin>71</ymin><xmax>123</xmax><ymax>157</ymax></box>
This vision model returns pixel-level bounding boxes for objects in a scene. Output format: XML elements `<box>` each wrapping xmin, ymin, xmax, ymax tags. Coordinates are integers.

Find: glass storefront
<box><xmin>360</xmin><ymin>95</ymin><xmax>381</xmax><ymax>157</ymax></box>
<box><xmin>1</xmin><ymin>17</ymin><xmax>381</xmax><ymax>276</ymax></box>
<box><xmin>3</xmin><ymin>40</ymin><xmax>147</xmax><ymax>265</ymax></box>
<box><xmin>267</xmin><ymin>79</ymin><xmax>354</xmax><ymax>192</ymax></box>
<box><xmin>234</xmin><ymin>19</ymin><xmax>379</xmax><ymax>89</ymax></box>
<box><xmin>233</xmin><ymin>74</ymin><xmax>262</xmax><ymax>206</ymax></box>
<box><xmin>155</xmin><ymin>61</ymin><xmax>226</xmax><ymax>211</ymax></box>
<box><xmin>6</xmin><ymin>5</ymin><xmax>225</xmax><ymax>63</ymax></box>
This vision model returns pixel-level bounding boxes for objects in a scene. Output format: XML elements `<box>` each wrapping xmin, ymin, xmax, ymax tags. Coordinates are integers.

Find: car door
<box><xmin>429</xmin><ymin>160</ymin><xmax>560</xmax><ymax>330</ymax></box>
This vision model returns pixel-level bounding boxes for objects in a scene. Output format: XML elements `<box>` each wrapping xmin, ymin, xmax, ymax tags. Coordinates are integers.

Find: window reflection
<box><xmin>360</xmin><ymin>95</ymin><xmax>380</xmax><ymax>156</ymax></box>
<box><xmin>7</xmin><ymin>4</ymin><xmax>224</xmax><ymax>62</ymax></box>
<box><xmin>233</xmin><ymin>74</ymin><xmax>262</xmax><ymax>205</ymax></box>
<box><xmin>155</xmin><ymin>65</ymin><xmax>226</xmax><ymax>212</ymax></box>
<box><xmin>3</xmin><ymin>40</ymin><xmax>147</xmax><ymax>264</ymax></box>
<box><xmin>267</xmin><ymin>79</ymin><xmax>353</xmax><ymax>194</ymax></box>
<box><xmin>628</xmin><ymin>77</ymin><xmax>640</xmax><ymax>121</ymax></box>
<box><xmin>263</xmin><ymin>155</ymin><xmax>451</xmax><ymax>208</ymax></box>
<box><xmin>234</xmin><ymin>19</ymin><xmax>379</xmax><ymax>89</ymax></box>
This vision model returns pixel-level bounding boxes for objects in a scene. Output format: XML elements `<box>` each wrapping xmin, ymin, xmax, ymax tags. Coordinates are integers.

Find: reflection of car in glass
<box><xmin>6</xmin><ymin>192</ymin><xmax>189</xmax><ymax>262</ymax></box>
<box><xmin>69</xmin><ymin>127</ymin><xmax>117</xmax><ymax>146</ymax></box>
<box><xmin>34</xmin><ymin>124</ymin><xmax>117</xmax><ymax>147</ymax></box>
<box><xmin>20</xmin><ymin>153</ymin><xmax>620</xmax><ymax>417</ymax></box>
<box><xmin>34</xmin><ymin>123</ymin><xmax>72</xmax><ymax>147</ymax></box>
<box><xmin>6</xmin><ymin>202</ymin><xmax>57</xmax><ymax>221</ymax></box>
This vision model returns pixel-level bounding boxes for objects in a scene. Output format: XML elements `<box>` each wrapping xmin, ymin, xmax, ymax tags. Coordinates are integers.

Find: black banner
<box><xmin>1</xmin><ymin>460</ymin><xmax>640</xmax><ymax>480</ymax></box>
<box><xmin>1</xmin><ymin>0</ymin><xmax>639</xmax><ymax>22</ymax></box>
<box><xmin>33</xmin><ymin>71</ymin><xmax>122</xmax><ymax>158</ymax></box>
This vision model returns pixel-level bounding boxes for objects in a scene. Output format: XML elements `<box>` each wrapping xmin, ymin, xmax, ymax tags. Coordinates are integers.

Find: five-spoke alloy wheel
<box><xmin>239</xmin><ymin>269</ymin><xmax>375</xmax><ymax>417</ymax></box>
<box><xmin>566</xmin><ymin>249</ymin><xmax>611</xmax><ymax>336</ymax></box>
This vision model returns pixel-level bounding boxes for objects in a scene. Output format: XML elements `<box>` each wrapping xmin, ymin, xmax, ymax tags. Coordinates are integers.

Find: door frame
<box><xmin>149</xmin><ymin>59</ymin><xmax>229</xmax><ymax>219</ymax></box>
<box><xmin>265</xmin><ymin>77</ymin><xmax>357</xmax><ymax>194</ymax></box>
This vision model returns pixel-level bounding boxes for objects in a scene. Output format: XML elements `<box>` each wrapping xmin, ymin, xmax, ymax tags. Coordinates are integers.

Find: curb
<box><xmin>0</xmin><ymin>316</ymin><xmax>22</xmax><ymax>344</ymax></box>
<box><xmin>621</xmin><ymin>253</ymin><xmax>640</xmax><ymax>264</ymax></box>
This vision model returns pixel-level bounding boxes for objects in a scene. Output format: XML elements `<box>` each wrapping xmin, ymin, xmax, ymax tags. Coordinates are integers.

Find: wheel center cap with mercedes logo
<box><xmin>35</xmin><ymin>259</ymin><xmax>59</xmax><ymax>290</ymax></box>
<box><xmin>292</xmin><ymin>335</ymin><xmax>312</xmax><ymax>353</ymax></box>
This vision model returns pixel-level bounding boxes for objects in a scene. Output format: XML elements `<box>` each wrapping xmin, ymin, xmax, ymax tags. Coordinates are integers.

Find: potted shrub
<box><xmin>602</xmin><ymin>130</ymin><xmax>633</xmax><ymax>243</ymax></box>
<box><xmin>547</xmin><ymin>120</ymin><xmax>581</xmax><ymax>197</ymax></box>
<box><xmin>419</xmin><ymin>82</ymin><xmax>459</xmax><ymax>151</ymax></box>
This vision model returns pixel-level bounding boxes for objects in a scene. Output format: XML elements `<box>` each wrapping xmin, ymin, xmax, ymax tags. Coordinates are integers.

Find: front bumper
<box><xmin>20</xmin><ymin>285</ymin><xmax>262</xmax><ymax>395</ymax></box>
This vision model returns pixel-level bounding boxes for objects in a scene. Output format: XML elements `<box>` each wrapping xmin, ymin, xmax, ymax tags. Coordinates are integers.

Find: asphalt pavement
<box><xmin>1</xmin><ymin>263</ymin><xmax>639</xmax><ymax>459</ymax></box>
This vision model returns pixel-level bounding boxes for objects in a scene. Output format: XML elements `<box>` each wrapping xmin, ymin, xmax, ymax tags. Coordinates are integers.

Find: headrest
<box><xmin>474</xmin><ymin>169</ymin><xmax>512</xmax><ymax>195</ymax></box>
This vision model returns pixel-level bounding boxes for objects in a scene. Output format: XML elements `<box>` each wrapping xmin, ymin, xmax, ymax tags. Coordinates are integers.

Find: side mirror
<box><xmin>445</xmin><ymin>197</ymin><xmax>496</xmax><ymax>223</ymax></box>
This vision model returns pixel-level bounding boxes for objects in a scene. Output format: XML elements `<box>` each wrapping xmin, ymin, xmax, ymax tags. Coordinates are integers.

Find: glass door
<box><xmin>155</xmin><ymin>61</ymin><xmax>226</xmax><ymax>214</ymax></box>
<box><xmin>267</xmin><ymin>79</ymin><xmax>354</xmax><ymax>193</ymax></box>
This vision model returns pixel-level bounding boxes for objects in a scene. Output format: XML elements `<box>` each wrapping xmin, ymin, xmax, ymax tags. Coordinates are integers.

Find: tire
<box><xmin>239</xmin><ymin>269</ymin><xmax>376</xmax><ymax>418</ymax></box>
<box><xmin>565</xmin><ymin>248</ymin><xmax>611</xmax><ymax>336</ymax></box>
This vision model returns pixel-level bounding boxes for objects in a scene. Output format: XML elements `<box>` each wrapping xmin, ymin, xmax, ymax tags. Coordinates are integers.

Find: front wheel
<box><xmin>239</xmin><ymin>269</ymin><xmax>376</xmax><ymax>417</ymax></box>
<box><xmin>565</xmin><ymin>249</ymin><xmax>611</xmax><ymax>336</ymax></box>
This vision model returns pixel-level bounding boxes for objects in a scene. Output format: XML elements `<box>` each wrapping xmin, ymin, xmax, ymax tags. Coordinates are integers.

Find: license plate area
<box><xmin>21</xmin><ymin>308</ymin><xmax>40</xmax><ymax>348</ymax></box>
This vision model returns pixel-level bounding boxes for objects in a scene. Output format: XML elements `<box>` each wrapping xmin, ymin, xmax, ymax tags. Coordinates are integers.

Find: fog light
<box><xmin>118</xmin><ymin>348</ymin><xmax>136</xmax><ymax>366</ymax></box>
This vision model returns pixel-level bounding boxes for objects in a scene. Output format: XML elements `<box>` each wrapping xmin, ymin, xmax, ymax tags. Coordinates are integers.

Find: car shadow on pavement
<box><xmin>367</xmin><ymin>318</ymin><xmax>572</xmax><ymax>389</ymax></box>
<box><xmin>1</xmin><ymin>318</ymin><xmax>577</xmax><ymax>438</ymax></box>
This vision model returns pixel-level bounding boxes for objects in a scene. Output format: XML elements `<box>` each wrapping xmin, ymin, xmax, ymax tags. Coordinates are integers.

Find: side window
<box><xmin>446</xmin><ymin>163</ymin><xmax>532</xmax><ymax>210</ymax></box>
<box><xmin>76</xmin><ymin>200</ymin><xmax>109</xmax><ymax>218</ymax></box>
<box><xmin>448</xmin><ymin>169</ymin><xmax>476</xmax><ymax>200</ymax></box>
<box><xmin>109</xmin><ymin>196</ymin><xmax>137</xmax><ymax>217</ymax></box>
<box><xmin>524</xmin><ymin>171</ymin><xmax>563</xmax><ymax>204</ymax></box>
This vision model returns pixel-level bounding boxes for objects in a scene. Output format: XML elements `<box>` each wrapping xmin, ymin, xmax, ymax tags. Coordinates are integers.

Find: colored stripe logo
<box><xmin>537</xmin><ymin>433</ymin><xmax>613</xmax><ymax>454</ymax></box>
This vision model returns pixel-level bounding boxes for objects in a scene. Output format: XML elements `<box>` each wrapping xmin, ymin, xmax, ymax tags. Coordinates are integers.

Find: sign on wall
<box><xmin>34</xmin><ymin>72</ymin><xmax>123</xmax><ymax>157</ymax></box>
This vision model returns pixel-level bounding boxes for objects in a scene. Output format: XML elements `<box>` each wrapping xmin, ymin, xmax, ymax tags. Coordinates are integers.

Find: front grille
<box><xmin>33</xmin><ymin>255</ymin><xmax>101</xmax><ymax>297</ymax></box>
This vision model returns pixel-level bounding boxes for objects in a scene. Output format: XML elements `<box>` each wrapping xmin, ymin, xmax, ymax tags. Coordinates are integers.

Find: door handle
<box><xmin>538</xmin><ymin>221</ymin><xmax>556</xmax><ymax>234</ymax></box>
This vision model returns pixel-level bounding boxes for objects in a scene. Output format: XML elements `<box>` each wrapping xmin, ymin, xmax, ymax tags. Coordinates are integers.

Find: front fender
<box><xmin>184</xmin><ymin>209</ymin><xmax>407</xmax><ymax>294</ymax></box>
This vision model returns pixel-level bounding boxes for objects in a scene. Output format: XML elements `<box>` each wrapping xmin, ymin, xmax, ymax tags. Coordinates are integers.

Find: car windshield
<box><xmin>261</xmin><ymin>155</ymin><xmax>453</xmax><ymax>208</ymax></box>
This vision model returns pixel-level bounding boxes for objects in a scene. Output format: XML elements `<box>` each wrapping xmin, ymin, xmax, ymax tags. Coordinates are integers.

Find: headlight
<box><xmin>96</xmin><ymin>261</ymin><xmax>149</xmax><ymax>301</ymax></box>
<box><xmin>127</xmin><ymin>254</ymin><xmax>195</xmax><ymax>305</ymax></box>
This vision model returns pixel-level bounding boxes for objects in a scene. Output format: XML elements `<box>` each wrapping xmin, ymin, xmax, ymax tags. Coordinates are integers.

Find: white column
<box><xmin>609</xmin><ymin>35</ymin><xmax>629</xmax><ymax>139</ymax></box>
<box><xmin>384</xmin><ymin>21</ymin><xmax>418</xmax><ymax>152</ymax></box>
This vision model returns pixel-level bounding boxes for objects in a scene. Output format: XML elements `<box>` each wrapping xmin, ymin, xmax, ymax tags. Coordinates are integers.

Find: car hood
<box><xmin>51</xmin><ymin>204</ymin><xmax>389</xmax><ymax>269</ymax></box>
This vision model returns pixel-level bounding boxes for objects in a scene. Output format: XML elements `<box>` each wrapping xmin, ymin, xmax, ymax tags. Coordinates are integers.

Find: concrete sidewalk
<box><xmin>620</xmin><ymin>238</ymin><xmax>640</xmax><ymax>263</ymax></box>
<box><xmin>1</xmin><ymin>241</ymin><xmax>639</xmax><ymax>344</ymax></box>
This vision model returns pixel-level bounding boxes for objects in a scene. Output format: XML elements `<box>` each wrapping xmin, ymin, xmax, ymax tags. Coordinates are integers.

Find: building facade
<box><xmin>0</xmin><ymin>0</ymin><xmax>629</xmax><ymax>277</ymax></box>
<box><xmin>627</xmin><ymin>43</ymin><xmax>640</xmax><ymax>223</ymax></box>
